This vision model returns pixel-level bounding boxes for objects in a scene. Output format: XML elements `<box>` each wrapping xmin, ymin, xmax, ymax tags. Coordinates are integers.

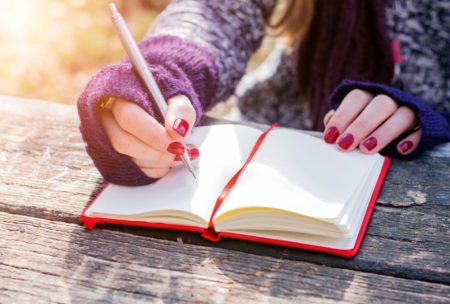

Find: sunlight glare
<box><xmin>0</xmin><ymin>0</ymin><xmax>43</xmax><ymax>39</ymax></box>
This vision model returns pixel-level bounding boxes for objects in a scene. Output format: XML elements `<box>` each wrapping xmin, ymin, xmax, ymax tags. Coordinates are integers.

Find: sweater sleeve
<box><xmin>148</xmin><ymin>0</ymin><xmax>275</xmax><ymax>103</ymax></box>
<box><xmin>77</xmin><ymin>1</ymin><xmax>274</xmax><ymax>186</ymax></box>
<box><xmin>328</xmin><ymin>79</ymin><xmax>450</xmax><ymax>158</ymax></box>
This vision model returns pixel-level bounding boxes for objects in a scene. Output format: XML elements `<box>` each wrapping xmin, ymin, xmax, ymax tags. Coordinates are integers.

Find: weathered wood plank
<box><xmin>0</xmin><ymin>96</ymin><xmax>104</xmax><ymax>220</ymax></box>
<box><xmin>378</xmin><ymin>158</ymin><xmax>450</xmax><ymax>207</ymax></box>
<box><xmin>204</xmin><ymin>204</ymin><xmax>450</xmax><ymax>284</ymax></box>
<box><xmin>1</xmin><ymin>212</ymin><xmax>449</xmax><ymax>304</ymax></box>
<box><xmin>1</xmin><ymin>96</ymin><xmax>449</xmax><ymax>284</ymax></box>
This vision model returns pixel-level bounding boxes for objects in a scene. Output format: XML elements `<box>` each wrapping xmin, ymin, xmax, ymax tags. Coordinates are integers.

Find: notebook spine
<box><xmin>201</xmin><ymin>227</ymin><xmax>221</xmax><ymax>242</ymax></box>
<box><xmin>79</xmin><ymin>215</ymin><xmax>105</xmax><ymax>230</ymax></box>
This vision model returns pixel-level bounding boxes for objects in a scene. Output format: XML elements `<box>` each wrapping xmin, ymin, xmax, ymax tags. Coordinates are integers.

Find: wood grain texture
<box><xmin>1</xmin><ymin>212</ymin><xmax>449</xmax><ymax>304</ymax></box>
<box><xmin>0</xmin><ymin>96</ymin><xmax>104</xmax><ymax>221</ymax></box>
<box><xmin>1</xmin><ymin>96</ymin><xmax>449</xmax><ymax>297</ymax></box>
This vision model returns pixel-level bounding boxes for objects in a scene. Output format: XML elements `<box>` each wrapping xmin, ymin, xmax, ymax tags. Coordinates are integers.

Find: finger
<box><xmin>164</xmin><ymin>95</ymin><xmax>197</xmax><ymax>141</ymax></box>
<box><xmin>336</xmin><ymin>94</ymin><xmax>399</xmax><ymax>151</ymax></box>
<box><xmin>324</xmin><ymin>89</ymin><xmax>373</xmax><ymax>143</ymax></box>
<box><xmin>132</xmin><ymin>158</ymin><xmax>177</xmax><ymax>169</ymax></box>
<box><xmin>174</xmin><ymin>144</ymin><xmax>200</xmax><ymax>161</ymax></box>
<box><xmin>397</xmin><ymin>129</ymin><xmax>422</xmax><ymax>155</ymax></box>
<box><xmin>101</xmin><ymin>110</ymin><xmax>175</xmax><ymax>163</ymax></box>
<box><xmin>323</xmin><ymin>110</ymin><xmax>335</xmax><ymax>127</ymax></box>
<box><xmin>112</xmin><ymin>98</ymin><xmax>173</xmax><ymax>153</ymax></box>
<box><xmin>186</xmin><ymin>144</ymin><xmax>200</xmax><ymax>160</ymax></box>
<box><xmin>358</xmin><ymin>106</ymin><xmax>417</xmax><ymax>153</ymax></box>
<box><xmin>140</xmin><ymin>167</ymin><xmax>172</xmax><ymax>179</ymax></box>
<box><xmin>133</xmin><ymin>143</ymin><xmax>200</xmax><ymax>169</ymax></box>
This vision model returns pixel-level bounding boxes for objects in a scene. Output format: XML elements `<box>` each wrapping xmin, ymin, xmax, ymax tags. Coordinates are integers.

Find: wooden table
<box><xmin>1</xmin><ymin>96</ymin><xmax>449</xmax><ymax>303</ymax></box>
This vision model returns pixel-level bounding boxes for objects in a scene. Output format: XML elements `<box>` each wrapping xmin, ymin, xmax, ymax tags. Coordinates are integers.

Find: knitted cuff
<box><xmin>138</xmin><ymin>35</ymin><xmax>219</xmax><ymax>120</ymax></box>
<box><xmin>77</xmin><ymin>62</ymin><xmax>155</xmax><ymax>186</ymax></box>
<box><xmin>77</xmin><ymin>35</ymin><xmax>218</xmax><ymax>186</ymax></box>
<box><xmin>328</xmin><ymin>79</ymin><xmax>450</xmax><ymax>158</ymax></box>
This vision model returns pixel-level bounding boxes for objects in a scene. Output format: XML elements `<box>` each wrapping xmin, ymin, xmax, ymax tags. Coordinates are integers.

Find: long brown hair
<box><xmin>267</xmin><ymin>0</ymin><xmax>394</xmax><ymax>131</ymax></box>
<box><xmin>267</xmin><ymin>0</ymin><xmax>315</xmax><ymax>42</ymax></box>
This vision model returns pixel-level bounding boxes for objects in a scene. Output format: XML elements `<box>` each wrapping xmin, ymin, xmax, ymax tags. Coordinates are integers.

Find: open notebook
<box><xmin>80</xmin><ymin>124</ymin><xmax>390</xmax><ymax>257</ymax></box>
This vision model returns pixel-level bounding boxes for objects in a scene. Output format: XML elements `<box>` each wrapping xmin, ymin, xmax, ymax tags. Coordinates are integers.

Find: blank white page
<box><xmin>85</xmin><ymin>125</ymin><xmax>263</xmax><ymax>223</ymax></box>
<box><xmin>216</xmin><ymin>128</ymin><xmax>383</xmax><ymax>221</ymax></box>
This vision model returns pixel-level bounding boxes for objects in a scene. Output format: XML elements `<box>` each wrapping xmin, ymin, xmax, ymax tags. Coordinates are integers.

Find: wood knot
<box><xmin>378</xmin><ymin>190</ymin><xmax>427</xmax><ymax>207</ymax></box>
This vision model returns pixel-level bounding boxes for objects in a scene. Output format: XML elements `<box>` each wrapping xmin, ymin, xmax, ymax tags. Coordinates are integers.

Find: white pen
<box><xmin>108</xmin><ymin>3</ymin><xmax>197</xmax><ymax>179</ymax></box>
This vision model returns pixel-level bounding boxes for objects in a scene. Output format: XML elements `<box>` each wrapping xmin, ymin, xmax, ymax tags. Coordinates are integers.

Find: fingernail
<box><xmin>173</xmin><ymin>145</ymin><xmax>199</xmax><ymax>161</ymax></box>
<box><xmin>362</xmin><ymin>137</ymin><xmax>377</xmax><ymax>151</ymax></box>
<box><xmin>167</xmin><ymin>142</ymin><xmax>185</xmax><ymax>155</ymax></box>
<box><xmin>324</xmin><ymin>126</ymin><xmax>339</xmax><ymax>144</ymax></box>
<box><xmin>337</xmin><ymin>133</ymin><xmax>354</xmax><ymax>150</ymax></box>
<box><xmin>187</xmin><ymin>144</ymin><xmax>200</xmax><ymax>160</ymax></box>
<box><xmin>172</xmin><ymin>118</ymin><xmax>189</xmax><ymax>137</ymax></box>
<box><xmin>399</xmin><ymin>140</ymin><xmax>413</xmax><ymax>153</ymax></box>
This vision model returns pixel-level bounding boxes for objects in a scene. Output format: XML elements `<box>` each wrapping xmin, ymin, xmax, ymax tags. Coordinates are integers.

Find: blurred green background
<box><xmin>0</xmin><ymin>0</ymin><xmax>168</xmax><ymax>104</ymax></box>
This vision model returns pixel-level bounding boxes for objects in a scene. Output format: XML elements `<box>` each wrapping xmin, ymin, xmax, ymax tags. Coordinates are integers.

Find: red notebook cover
<box><xmin>79</xmin><ymin>125</ymin><xmax>391</xmax><ymax>258</ymax></box>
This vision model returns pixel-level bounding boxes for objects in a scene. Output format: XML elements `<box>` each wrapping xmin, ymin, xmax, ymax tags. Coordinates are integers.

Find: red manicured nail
<box><xmin>187</xmin><ymin>144</ymin><xmax>200</xmax><ymax>160</ymax></box>
<box><xmin>399</xmin><ymin>140</ymin><xmax>413</xmax><ymax>153</ymax></box>
<box><xmin>172</xmin><ymin>118</ymin><xmax>189</xmax><ymax>137</ymax></box>
<box><xmin>337</xmin><ymin>133</ymin><xmax>354</xmax><ymax>150</ymax></box>
<box><xmin>173</xmin><ymin>145</ymin><xmax>199</xmax><ymax>161</ymax></box>
<box><xmin>324</xmin><ymin>126</ymin><xmax>339</xmax><ymax>144</ymax></box>
<box><xmin>362</xmin><ymin>137</ymin><xmax>377</xmax><ymax>151</ymax></box>
<box><xmin>167</xmin><ymin>142</ymin><xmax>185</xmax><ymax>155</ymax></box>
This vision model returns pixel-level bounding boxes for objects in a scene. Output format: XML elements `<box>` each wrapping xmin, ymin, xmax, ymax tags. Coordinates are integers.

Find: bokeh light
<box><xmin>0</xmin><ymin>0</ymin><xmax>165</xmax><ymax>103</ymax></box>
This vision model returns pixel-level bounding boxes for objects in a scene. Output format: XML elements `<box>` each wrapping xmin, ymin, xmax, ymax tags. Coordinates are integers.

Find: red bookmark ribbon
<box><xmin>201</xmin><ymin>123</ymin><xmax>278</xmax><ymax>241</ymax></box>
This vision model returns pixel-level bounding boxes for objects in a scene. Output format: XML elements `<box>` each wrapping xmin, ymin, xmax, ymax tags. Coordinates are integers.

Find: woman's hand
<box><xmin>100</xmin><ymin>95</ymin><xmax>198</xmax><ymax>179</ymax></box>
<box><xmin>323</xmin><ymin>89</ymin><xmax>422</xmax><ymax>155</ymax></box>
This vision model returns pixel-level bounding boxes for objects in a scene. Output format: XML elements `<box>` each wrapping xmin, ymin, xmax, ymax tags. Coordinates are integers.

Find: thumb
<box><xmin>164</xmin><ymin>95</ymin><xmax>197</xmax><ymax>141</ymax></box>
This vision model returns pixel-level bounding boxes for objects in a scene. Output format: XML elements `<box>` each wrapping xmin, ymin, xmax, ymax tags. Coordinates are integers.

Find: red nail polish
<box><xmin>324</xmin><ymin>126</ymin><xmax>339</xmax><ymax>144</ymax></box>
<box><xmin>172</xmin><ymin>118</ymin><xmax>189</xmax><ymax>137</ymax></box>
<box><xmin>187</xmin><ymin>144</ymin><xmax>200</xmax><ymax>160</ymax></box>
<box><xmin>167</xmin><ymin>142</ymin><xmax>185</xmax><ymax>155</ymax></box>
<box><xmin>399</xmin><ymin>140</ymin><xmax>413</xmax><ymax>153</ymax></box>
<box><xmin>362</xmin><ymin>137</ymin><xmax>377</xmax><ymax>151</ymax></box>
<box><xmin>337</xmin><ymin>133</ymin><xmax>354</xmax><ymax>150</ymax></box>
<box><xmin>174</xmin><ymin>155</ymin><xmax>182</xmax><ymax>161</ymax></box>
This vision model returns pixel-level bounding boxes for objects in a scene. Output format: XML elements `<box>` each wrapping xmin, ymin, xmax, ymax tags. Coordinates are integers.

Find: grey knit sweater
<box><xmin>77</xmin><ymin>0</ymin><xmax>450</xmax><ymax>185</ymax></box>
<box><xmin>150</xmin><ymin>0</ymin><xmax>449</xmax><ymax>127</ymax></box>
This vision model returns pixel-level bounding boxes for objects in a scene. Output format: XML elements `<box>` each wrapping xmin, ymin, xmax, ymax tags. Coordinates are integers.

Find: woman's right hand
<box><xmin>100</xmin><ymin>95</ymin><xmax>199</xmax><ymax>179</ymax></box>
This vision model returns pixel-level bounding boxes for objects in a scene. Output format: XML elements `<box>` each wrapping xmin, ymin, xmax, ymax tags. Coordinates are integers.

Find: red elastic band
<box><xmin>205</xmin><ymin>123</ymin><xmax>278</xmax><ymax>236</ymax></box>
<box><xmin>81</xmin><ymin>217</ymin><xmax>103</xmax><ymax>230</ymax></box>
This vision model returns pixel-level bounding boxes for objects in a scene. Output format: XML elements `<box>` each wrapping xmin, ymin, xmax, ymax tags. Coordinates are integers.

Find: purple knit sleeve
<box><xmin>148</xmin><ymin>0</ymin><xmax>275</xmax><ymax>103</ymax></box>
<box><xmin>78</xmin><ymin>0</ymin><xmax>274</xmax><ymax>186</ymax></box>
<box><xmin>328</xmin><ymin>79</ymin><xmax>450</xmax><ymax>158</ymax></box>
<box><xmin>77</xmin><ymin>36</ymin><xmax>218</xmax><ymax>186</ymax></box>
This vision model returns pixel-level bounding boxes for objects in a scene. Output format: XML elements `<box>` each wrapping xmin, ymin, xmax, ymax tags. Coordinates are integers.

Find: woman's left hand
<box><xmin>323</xmin><ymin>89</ymin><xmax>422</xmax><ymax>155</ymax></box>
